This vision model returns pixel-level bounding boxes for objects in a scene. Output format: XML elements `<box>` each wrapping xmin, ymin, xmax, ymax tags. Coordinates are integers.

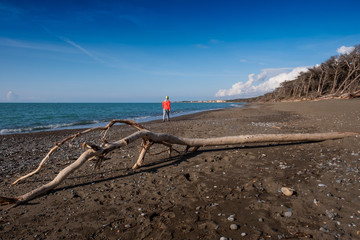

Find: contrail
<box><xmin>61</xmin><ymin>38</ymin><xmax>94</xmax><ymax>58</ymax></box>
<box><xmin>42</xmin><ymin>26</ymin><xmax>106</xmax><ymax>64</ymax></box>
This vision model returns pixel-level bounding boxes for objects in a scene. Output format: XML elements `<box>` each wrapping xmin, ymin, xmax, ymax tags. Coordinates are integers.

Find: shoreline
<box><xmin>1</xmin><ymin>98</ymin><xmax>359</xmax><ymax>239</ymax></box>
<box><xmin>0</xmin><ymin>102</ymin><xmax>243</xmax><ymax>136</ymax></box>
<box><xmin>0</xmin><ymin>108</ymin><xmax>228</xmax><ymax>138</ymax></box>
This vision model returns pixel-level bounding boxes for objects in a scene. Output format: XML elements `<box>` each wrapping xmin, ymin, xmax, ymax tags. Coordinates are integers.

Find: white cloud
<box><xmin>255</xmin><ymin>68</ymin><xmax>291</xmax><ymax>82</ymax></box>
<box><xmin>337</xmin><ymin>46</ymin><xmax>355</xmax><ymax>55</ymax></box>
<box><xmin>5</xmin><ymin>91</ymin><xmax>18</xmax><ymax>102</ymax></box>
<box><xmin>216</xmin><ymin>73</ymin><xmax>256</xmax><ymax>97</ymax></box>
<box><xmin>215</xmin><ymin>67</ymin><xmax>309</xmax><ymax>98</ymax></box>
<box><xmin>195</xmin><ymin>44</ymin><xmax>209</xmax><ymax>49</ymax></box>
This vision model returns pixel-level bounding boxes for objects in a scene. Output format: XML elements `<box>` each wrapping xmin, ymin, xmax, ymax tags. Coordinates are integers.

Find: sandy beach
<box><xmin>1</xmin><ymin>99</ymin><xmax>360</xmax><ymax>239</ymax></box>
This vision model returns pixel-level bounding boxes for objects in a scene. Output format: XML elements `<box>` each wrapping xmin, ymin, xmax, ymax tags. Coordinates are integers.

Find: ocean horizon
<box><xmin>0</xmin><ymin>102</ymin><xmax>243</xmax><ymax>135</ymax></box>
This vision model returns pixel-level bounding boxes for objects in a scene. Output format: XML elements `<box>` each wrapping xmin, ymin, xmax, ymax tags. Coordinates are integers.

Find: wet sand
<box><xmin>1</xmin><ymin>99</ymin><xmax>360</xmax><ymax>239</ymax></box>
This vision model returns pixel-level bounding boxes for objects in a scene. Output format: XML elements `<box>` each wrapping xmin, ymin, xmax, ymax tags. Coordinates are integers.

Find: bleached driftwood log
<box><xmin>11</xmin><ymin>119</ymin><xmax>144</xmax><ymax>185</ymax></box>
<box><xmin>0</xmin><ymin>119</ymin><xmax>358</xmax><ymax>207</ymax></box>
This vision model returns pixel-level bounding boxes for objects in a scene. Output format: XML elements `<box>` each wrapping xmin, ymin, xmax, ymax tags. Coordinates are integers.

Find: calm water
<box><xmin>0</xmin><ymin>102</ymin><xmax>243</xmax><ymax>135</ymax></box>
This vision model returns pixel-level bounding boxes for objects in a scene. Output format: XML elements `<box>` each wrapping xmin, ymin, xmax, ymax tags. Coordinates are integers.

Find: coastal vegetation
<box><xmin>236</xmin><ymin>44</ymin><xmax>360</xmax><ymax>102</ymax></box>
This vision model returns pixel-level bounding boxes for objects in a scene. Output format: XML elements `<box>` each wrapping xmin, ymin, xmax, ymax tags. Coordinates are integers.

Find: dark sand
<box><xmin>1</xmin><ymin>99</ymin><xmax>360</xmax><ymax>239</ymax></box>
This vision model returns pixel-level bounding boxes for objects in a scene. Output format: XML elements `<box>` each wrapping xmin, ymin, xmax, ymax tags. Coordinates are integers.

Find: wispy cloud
<box><xmin>337</xmin><ymin>45</ymin><xmax>355</xmax><ymax>55</ymax></box>
<box><xmin>195</xmin><ymin>39</ymin><xmax>222</xmax><ymax>49</ymax></box>
<box><xmin>43</xmin><ymin>27</ymin><xmax>107</xmax><ymax>64</ymax></box>
<box><xmin>216</xmin><ymin>67</ymin><xmax>309</xmax><ymax>98</ymax></box>
<box><xmin>60</xmin><ymin>37</ymin><xmax>94</xmax><ymax>58</ymax></box>
<box><xmin>195</xmin><ymin>44</ymin><xmax>209</xmax><ymax>49</ymax></box>
<box><xmin>155</xmin><ymin>72</ymin><xmax>244</xmax><ymax>78</ymax></box>
<box><xmin>0</xmin><ymin>2</ymin><xmax>22</xmax><ymax>18</ymax></box>
<box><xmin>0</xmin><ymin>37</ymin><xmax>74</xmax><ymax>53</ymax></box>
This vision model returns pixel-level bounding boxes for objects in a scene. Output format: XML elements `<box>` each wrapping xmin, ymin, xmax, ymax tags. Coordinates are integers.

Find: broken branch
<box><xmin>11</xmin><ymin>120</ymin><xmax>145</xmax><ymax>185</ymax></box>
<box><xmin>1</xmin><ymin>119</ymin><xmax>358</xmax><ymax>207</ymax></box>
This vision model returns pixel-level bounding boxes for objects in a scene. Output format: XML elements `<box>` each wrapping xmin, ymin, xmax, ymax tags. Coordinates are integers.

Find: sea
<box><xmin>0</xmin><ymin>102</ymin><xmax>243</xmax><ymax>135</ymax></box>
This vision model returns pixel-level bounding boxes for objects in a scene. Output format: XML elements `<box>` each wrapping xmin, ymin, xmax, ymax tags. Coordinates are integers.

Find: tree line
<box><xmin>246</xmin><ymin>44</ymin><xmax>360</xmax><ymax>102</ymax></box>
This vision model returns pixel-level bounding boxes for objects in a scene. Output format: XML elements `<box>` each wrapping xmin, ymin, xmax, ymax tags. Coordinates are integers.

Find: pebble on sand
<box><xmin>284</xmin><ymin>211</ymin><xmax>292</xmax><ymax>217</ymax></box>
<box><xmin>230</xmin><ymin>224</ymin><xmax>238</xmax><ymax>230</ymax></box>
<box><xmin>227</xmin><ymin>214</ymin><xmax>236</xmax><ymax>221</ymax></box>
<box><xmin>281</xmin><ymin>187</ymin><xmax>294</xmax><ymax>196</ymax></box>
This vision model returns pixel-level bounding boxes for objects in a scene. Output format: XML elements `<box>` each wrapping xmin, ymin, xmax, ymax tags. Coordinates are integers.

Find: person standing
<box><xmin>162</xmin><ymin>96</ymin><xmax>171</xmax><ymax>122</ymax></box>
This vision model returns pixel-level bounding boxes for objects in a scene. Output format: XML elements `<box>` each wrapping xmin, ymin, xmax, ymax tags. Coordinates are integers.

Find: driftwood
<box><xmin>11</xmin><ymin>119</ymin><xmax>144</xmax><ymax>185</ymax></box>
<box><xmin>0</xmin><ymin>119</ymin><xmax>358</xmax><ymax>207</ymax></box>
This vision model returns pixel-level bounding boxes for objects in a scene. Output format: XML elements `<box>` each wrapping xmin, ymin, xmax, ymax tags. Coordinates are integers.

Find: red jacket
<box><xmin>162</xmin><ymin>100</ymin><xmax>171</xmax><ymax>110</ymax></box>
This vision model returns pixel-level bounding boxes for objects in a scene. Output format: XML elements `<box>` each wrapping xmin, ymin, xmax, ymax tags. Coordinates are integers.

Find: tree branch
<box><xmin>1</xmin><ymin>120</ymin><xmax>358</xmax><ymax>207</ymax></box>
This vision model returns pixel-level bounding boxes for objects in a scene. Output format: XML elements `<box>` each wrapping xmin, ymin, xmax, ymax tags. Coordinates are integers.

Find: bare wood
<box><xmin>132</xmin><ymin>140</ymin><xmax>153</xmax><ymax>169</ymax></box>
<box><xmin>11</xmin><ymin>145</ymin><xmax>61</xmax><ymax>185</ymax></box>
<box><xmin>17</xmin><ymin>149</ymin><xmax>97</xmax><ymax>204</ymax></box>
<box><xmin>1</xmin><ymin>122</ymin><xmax>359</xmax><ymax>206</ymax></box>
<box><xmin>349</xmin><ymin>89</ymin><xmax>360</xmax><ymax>98</ymax></box>
<box><xmin>12</xmin><ymin>120</ymin><xmax>145</xmax><ymax>185</ymax></box>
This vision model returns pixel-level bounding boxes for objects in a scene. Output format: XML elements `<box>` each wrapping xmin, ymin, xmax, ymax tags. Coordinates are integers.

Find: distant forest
<box><xmin>238</xmin><ymin>44</ymin><xmax>360</xmax><ymax>102</ymax></box>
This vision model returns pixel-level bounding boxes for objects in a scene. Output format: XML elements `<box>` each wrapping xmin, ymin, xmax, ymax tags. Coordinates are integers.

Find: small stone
<box><xmin>230</xmin><ymin>224</ymin><xmax>238</xmax><ymax>230</ymax></box>
<box><xmin>278</xmin><ymin>234</ymin><xmax>285</xmax><ymax>239</ymax></box>
<box><xmin>319</xmin><ymin>227</ymin><xmax>329</xmax><ymax>232</ymax></box>
<box><xmin>124</xmin><ymin>224</ymin><xmax>131</xmax><ymax>228</ymax></box>
<box><xmin>325</xmin><ymin>209</ymin><xmax>336</xmax><ymax>219</ymax></box>
<box><xmin>281</xmin><ymin>187</ymin><xmax>294</xmax><ymax>196</ymax></box>
<box><xmin>284</xmin><ymin>211</ymin><xmax>292</xmax><ymax>217</ymax></box>
<box><xmin>241</xmin><ymin>232</ymin><xmax>247</xmax><ymax>237</ymax></box>
<box><xmin>220</xmin><ymin>237</ymin><xmax>228</xmax><ymax>240</ymax></box>
<box><xmin>227</xmin><ymin>214</ymin><xmax>236</xmax><ymax>221</ymax></box>
<box><xmin>258</xmin><ymin>218</ymin><xmax>264</xmax><ymax>222</ymax></box>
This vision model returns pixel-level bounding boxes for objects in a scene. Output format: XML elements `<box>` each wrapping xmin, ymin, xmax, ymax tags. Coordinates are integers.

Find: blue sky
<box><xmin>1</xmin><ymin>0</ymin><xmax>360</xmax><ymax>102</ymax></box>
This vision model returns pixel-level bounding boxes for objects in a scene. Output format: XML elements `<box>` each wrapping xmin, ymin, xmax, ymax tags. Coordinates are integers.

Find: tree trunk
<box><xmin>341</xmin><ymin>71</ymin><xmax>360</xmax><ymax>94</ymax></box>
<box><xmin>331</xmin><ymin>68</ymin><xmax>339</xmax><ymax>94</ymax></box>
<box><xmin>1</xmin><ymin>123</ymin><xmax>358</xmax><ymax>207</ymax></box>
<box><xmin>306</xmin><ymin>73</ymin><xmax>313</xmax><ymax>96</ymax></box>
